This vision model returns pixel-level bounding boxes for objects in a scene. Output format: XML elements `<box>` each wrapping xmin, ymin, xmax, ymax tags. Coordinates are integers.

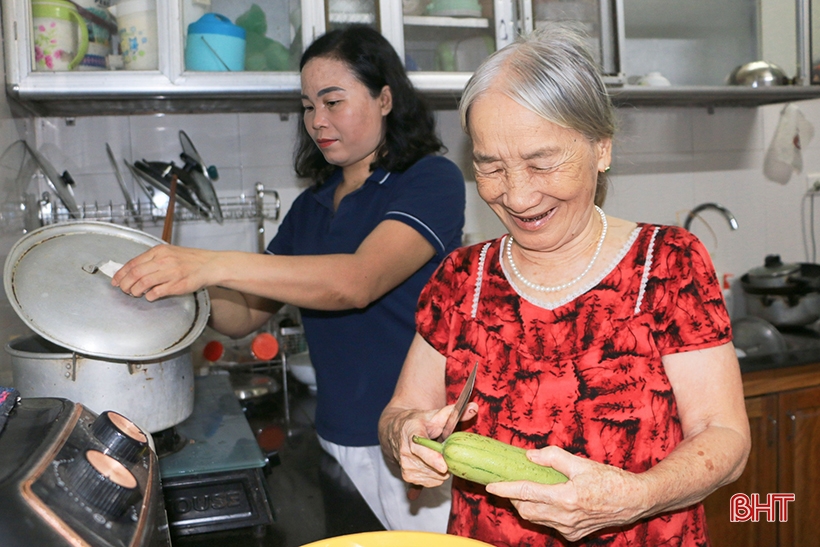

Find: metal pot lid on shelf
<box><xmin>21</xmin><ymin>141</ymin><xmax>81</xmax><ymax>219</ymax></box>
<box><xmin>3</xmin><ymin>221</ymin><xmax>210</xmax><ymax>361</ymax></box>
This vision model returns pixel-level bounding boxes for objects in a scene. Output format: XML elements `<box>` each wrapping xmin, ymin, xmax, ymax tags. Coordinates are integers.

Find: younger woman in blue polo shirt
<box><xmin>112</xmin><ymin>25</ymin><xmax>465</xmax><ymax>531</ymax></box>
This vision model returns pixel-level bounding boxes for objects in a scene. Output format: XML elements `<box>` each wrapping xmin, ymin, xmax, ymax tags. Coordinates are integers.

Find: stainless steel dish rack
<box><xmin>34</xmin><ymin>181</ymin><xmax>278</xmax><ymax>225</ymax></box>
<box><xmin>4</xmin><ymin>181</ymin><xmax>280</xmax><ymax>252</ymax></box>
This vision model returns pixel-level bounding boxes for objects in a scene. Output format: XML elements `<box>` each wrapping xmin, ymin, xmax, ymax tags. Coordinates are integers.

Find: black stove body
<box><xmin>0</xmin><ymin>395</ymin><xmax>170</xmax><ymax>547</ymax></box>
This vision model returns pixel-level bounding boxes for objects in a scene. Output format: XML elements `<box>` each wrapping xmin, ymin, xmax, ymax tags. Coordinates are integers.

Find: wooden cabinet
<box><xmin>703</xmin><ymin>365</ymin><xmax>820</xmax><ymax>547</ymax></box>
<box><xmin>703</xmin><ymin>394</ymin><xmax>778</xmax><ymax>546</ymax></box>
<box><xmin>777</xmin><ymin>385</ymin><xmax>820</xmax><ymax>546</ymax></box>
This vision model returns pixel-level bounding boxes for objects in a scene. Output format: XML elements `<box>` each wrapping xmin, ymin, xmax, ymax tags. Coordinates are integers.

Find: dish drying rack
<box><xmin>37</xmin><ymin>181</ymin><xmax>279</xmax><ymax>224</ymax></box>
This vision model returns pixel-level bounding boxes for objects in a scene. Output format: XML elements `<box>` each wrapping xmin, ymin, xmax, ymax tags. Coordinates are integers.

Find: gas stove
<box><xmin>155</xmin><ymin>373</ymin><xmax>274</xmax><ymax>538</ymax></box>
<box><xmin>0</xmin><ymin>388</ymin><xmax>171</xmax><ymax>547</ymax></box>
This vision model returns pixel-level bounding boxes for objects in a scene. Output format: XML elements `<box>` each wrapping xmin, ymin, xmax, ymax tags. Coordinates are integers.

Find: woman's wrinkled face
<box><xmin>468</xmin><ymin>90</ymin><xmax>611</xmax><ymax>252</ymax></box>
<box><xmin>301</xmin><ymin>57</ymin><xmax>392</xmax><ymax>169</ymax></box>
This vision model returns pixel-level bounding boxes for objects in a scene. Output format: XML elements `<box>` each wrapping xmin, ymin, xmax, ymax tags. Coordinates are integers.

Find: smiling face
<box><xmin>300</xmin><ymin>56</ymin><xmax>392</xmax><ymax>173</ymax></box>
<box><xmin>468</xmin><ymin>90</ymin><xmax>611</xmax><ymax>253</ymax></box>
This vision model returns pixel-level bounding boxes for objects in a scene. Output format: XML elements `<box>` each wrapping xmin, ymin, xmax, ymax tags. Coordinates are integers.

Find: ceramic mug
<box><xmin>32</xmin><ymin>0</ymin><xmax>89</xmax><ymax>71</ymax></box>
<box><xmin>112</xmin><ymin>0</ymin><xmax>158</xmax><ymax>70</ymax></box>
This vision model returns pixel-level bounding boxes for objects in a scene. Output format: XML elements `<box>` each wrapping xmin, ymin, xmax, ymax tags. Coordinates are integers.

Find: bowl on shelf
<box><xmin>727</xmin><ymin>61</ymin><xmax>790</xmax><ymax>87</ymax></box>
<box><xmin>288</xmin><ymin>351</ymin><xmax>316</xmax><ymax>394</ymax></box>
<box><xmin>425</xmin><ymin>0</ymin><xmax>482</xmax><ymax>17</ymax></box>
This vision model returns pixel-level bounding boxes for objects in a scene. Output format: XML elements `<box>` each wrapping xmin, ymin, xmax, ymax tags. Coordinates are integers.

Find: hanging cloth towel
<box><xmin>764</xmin><ymin>103</ymin><xmax>815</xmax><ymax>184</ymax></box>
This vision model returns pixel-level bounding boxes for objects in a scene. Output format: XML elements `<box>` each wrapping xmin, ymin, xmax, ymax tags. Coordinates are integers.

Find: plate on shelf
<box><xmin>427</xmin><ymin>8</ymin><xmax>481</xmax><ymax>17</ymax></box>
<box><xmin>425</xmin><ymin>0</ymin><xmax>482</xmax><ymax>17</ymax></box>
<box><xmin>328</xmin><ymin>12</ymin><xmax>376</xmax><ymax>23</ymax></box>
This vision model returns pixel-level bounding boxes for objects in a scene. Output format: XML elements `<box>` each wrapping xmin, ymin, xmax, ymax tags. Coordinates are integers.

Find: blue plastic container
<box><xmin>185</xmin><ymin>13</ymin><xmax>246</xmax><ymax>71</ymax></box>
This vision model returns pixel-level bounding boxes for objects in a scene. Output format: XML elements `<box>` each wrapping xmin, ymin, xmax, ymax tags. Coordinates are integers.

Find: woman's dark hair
<box><xmin>294</xmin><ymin>25</ymin><xmax>444</xmax><ymax>184</ymax></box>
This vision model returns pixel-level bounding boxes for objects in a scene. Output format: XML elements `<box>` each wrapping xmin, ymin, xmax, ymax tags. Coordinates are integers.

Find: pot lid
<box><xmin>746</xmin><ymin>254</ymin><xmax>800</xmax><ymax>280</ymax></box>
<box><xmin>3</xmin><ymin>221</ymin><xmax>210</xmax><ymax>361</ymax></box>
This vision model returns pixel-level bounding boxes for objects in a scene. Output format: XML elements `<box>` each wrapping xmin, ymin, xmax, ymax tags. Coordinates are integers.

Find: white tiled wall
<box><xmin>0</xmin><ymin>49</ymin><xmax>31</xmax><ymax>384</ymax></box>
<box><xmin>616</xmin><ymin>102</ymin><xmax>820</xmax><ymax>284</ymax></box>
<box><xmin>6</xmin><ymin>84</ymin><xmax>820</xmax><ymax>378</ymax></box>
<box><xmin>28</xmin><ymin>100</ymin><xmax>820</xmax><ymax>302</ymax></box>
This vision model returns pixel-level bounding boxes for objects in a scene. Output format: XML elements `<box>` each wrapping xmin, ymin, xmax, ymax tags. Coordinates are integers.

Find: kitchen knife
<box><xmin>408</xmin><ymin>361</ymin><xmax>478</xmax><ymax>500</ymax></box>
<box><xmin>437</xmin><ymin>361</ymin><xmax>478</xmax><ymax>442</ymax></box>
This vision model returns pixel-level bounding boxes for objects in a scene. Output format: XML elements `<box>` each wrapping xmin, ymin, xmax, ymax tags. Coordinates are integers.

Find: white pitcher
<box><xmin>32</xmin><ymin>0</ymin><xmax>89</xmax><ymax>71</ymax></box>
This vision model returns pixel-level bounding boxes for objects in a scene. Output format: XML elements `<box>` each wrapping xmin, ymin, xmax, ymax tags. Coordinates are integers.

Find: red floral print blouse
<box><xmin>417</xmin><ymin>224</ymin><xmax>732</xmax><ymax>547</ymax></box>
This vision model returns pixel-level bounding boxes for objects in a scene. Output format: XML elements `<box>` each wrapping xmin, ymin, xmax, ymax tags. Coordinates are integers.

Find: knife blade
<box><xmin>437</xmin><ymin>361</ymin><xmax>478</xmax><ymax>442</ymax></box>
<box><xmin>408</xmin><ymin>361</ymin><xmax>478</xmax><ymax>500</ymax></box>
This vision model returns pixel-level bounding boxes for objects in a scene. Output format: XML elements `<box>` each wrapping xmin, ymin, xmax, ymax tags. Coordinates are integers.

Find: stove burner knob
<box><xmin>63</xmin><ymin>449</ymin><xmax>140</xmax><ymax>518</ymax></box>
<box><xmin>92</xmin><ymin>411</ymin><xmax>149</xmax><ymax>464</ymax></box>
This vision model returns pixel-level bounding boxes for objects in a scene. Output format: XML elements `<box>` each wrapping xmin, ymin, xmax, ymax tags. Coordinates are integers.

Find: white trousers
<box><xmin>318</xmin><ymin>436</ymin><xmax>452</xmax><ymax>532</ymax></box>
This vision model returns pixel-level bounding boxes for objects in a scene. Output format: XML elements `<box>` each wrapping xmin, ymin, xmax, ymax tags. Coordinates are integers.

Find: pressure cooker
<box><xmin>739</xmin><ymin>254</ymin><xmax>820</xmax><ymax>327</ymax></box>
<box><xmin>3</xmin><ymin>221</ymin><xmax>211</xmax><ymax>433</ymax></box>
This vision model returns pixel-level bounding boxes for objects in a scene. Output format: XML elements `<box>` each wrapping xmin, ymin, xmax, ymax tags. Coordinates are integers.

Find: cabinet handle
<box><xmin>787</xmin><ymin>413</ymin><xmax>797</xmax><ymax>440</ymax></box>
<box><xmin>768</xmin><ymin>415</ymin><xmax>778</xmax><ymax>447</ymax></box>
<box><xmin>498</xmin><ymin>20</ymin><xmax>508</xmax><ymax>41</ymax></box>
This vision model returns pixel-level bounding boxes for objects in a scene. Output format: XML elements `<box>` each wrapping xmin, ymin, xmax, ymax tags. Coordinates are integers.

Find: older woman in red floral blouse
<box><xmin>379</xmin><ymin>24</ymin><xmax>750</xmax><ymax>546</ymax></box>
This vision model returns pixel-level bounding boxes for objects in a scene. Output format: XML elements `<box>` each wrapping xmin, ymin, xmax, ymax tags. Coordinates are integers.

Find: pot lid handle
<box><xmin>765</xmin><ymin>254</ymin><xmax>784</xmax><ymax>268</ymax></box>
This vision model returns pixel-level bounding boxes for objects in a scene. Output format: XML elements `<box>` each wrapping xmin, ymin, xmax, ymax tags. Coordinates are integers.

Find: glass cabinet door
<box><xmin>810</xmin><ymin>0</ymin><xmax>820</xmax><ymax>83</ymax></box>
<box><xmin>519</xmin><ymin>0</ymin><xmax>624</xmax><ymax>83</ymax></box>
<box><xmin>621</xmin><ymin>0</ymin><xmax>799</xmax><ymax>87</ymax></box>
<box><xmin>180</xmin><ymin>0</ymin><xmax>304</xmax><ymax>72</ymax></box>
<box><xmin>394</xmin><ymin>0</ymin><xmax>516</xmax><ymax>73</ymax></box>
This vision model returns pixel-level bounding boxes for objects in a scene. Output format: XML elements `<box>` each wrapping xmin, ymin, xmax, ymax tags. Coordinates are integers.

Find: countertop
<box><xmin>739</xmin><ymin>347</ymin><xmax>820</xmax><ymax>375</ymax></box>
<box><xmin>171</xmin><ymin>383</ymin><xmax>385</xmax><ymax>547</ymax></box>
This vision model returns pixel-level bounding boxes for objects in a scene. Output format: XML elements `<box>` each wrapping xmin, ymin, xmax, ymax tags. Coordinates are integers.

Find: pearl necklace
<box><xmin>506</xmin><ymin>206</ymin><xmax>607</xmax><ymax>293</ymax></box>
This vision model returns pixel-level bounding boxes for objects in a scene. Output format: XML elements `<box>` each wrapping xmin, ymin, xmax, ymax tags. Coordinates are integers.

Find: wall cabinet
<box><xmin>3</xmin><ymin>0</ymin><xmax>820</xmax><ymax>116</ymax></box>
<box><xmin>703</xmin><ymin>371</ymin><xmax>820</xmax><ymax>547</ymax></box>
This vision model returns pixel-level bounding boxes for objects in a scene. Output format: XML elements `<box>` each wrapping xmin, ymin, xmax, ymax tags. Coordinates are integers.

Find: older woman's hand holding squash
<box><xmin>482</xmin><ymin>342</ymin><xmax>749</xmax><ymax>542</ymax></box>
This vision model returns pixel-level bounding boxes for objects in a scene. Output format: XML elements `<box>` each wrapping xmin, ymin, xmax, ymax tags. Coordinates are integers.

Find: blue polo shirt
<box><xmin>267</xmin><ymin>155</ymin><xmax>465</xmax><ymax>446</ymax></box>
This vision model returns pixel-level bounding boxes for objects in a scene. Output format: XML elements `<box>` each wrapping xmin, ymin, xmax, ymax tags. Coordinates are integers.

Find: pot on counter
<box><xmin>740</xmin><ymin>254</ymin><xmax>820</xmax><ymax>327</ymax></box>
<box><xmin>6</xmin><ymin>335</ymin><xmax>193</xmax><ymax>432</ymax></box>
<box><xmin>3</xmin><ymin>221</ymin><xmax>210</xmax><ymax>433</ymax></box>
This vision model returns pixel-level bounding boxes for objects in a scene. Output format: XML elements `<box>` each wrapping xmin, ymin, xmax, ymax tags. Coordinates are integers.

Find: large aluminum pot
<box><xmin>740</xmin><ymin>255</ymin><xmax>820</xmax><ymax>327</ymax></box>
<box><xmin>6</xmin><ymin>335</ymin><xmax>193</xmax><ymax>433</ymax></box>
<box><xmin>3</xmin><ymin>222</ymin><xmax>210</xmax><ymax>432</ymax></box>
<box><xmin>741</xmin><ymin>291</ymin><xmax>820</xmax><ymax>327</ymax></box>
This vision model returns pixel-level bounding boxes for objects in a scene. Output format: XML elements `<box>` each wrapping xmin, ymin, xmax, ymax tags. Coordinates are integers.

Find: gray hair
<box><xmin>459</xmin><ymin>24</ymin><xmax>615</xmax><ymax>204</ymax></box>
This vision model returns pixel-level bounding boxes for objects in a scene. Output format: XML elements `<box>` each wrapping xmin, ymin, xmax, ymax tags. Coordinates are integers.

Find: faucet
<box><xmin>683</xmin><ymin>202</ymin><xmax>739</xmax><ymax>231</ymax></box>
